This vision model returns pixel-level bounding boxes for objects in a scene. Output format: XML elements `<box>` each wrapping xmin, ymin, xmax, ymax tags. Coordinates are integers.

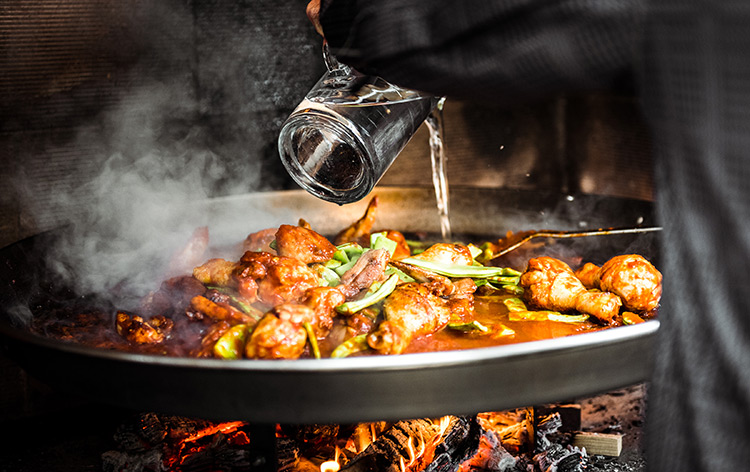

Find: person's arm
<box><xmin>318</xmin><ymin>0</ymin><xmax>644</xmax><ymax>103</ymax></box>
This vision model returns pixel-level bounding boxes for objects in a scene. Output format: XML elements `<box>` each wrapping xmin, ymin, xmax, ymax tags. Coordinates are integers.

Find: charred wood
<box><xmin>339</xmin><ymin>418</ymin><xmax>442</xmax><ymax>472</ymax></box>
<box><xmin>424</xmin><ymin>416</ymin><xmax>482</xmax><ymax>472</ymax></box>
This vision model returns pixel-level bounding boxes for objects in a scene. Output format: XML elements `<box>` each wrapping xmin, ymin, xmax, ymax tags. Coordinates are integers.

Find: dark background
<box><xmin>0</xmin><ymin>0</ymin><xmax>653</xmax><ymax>422</ymax></box>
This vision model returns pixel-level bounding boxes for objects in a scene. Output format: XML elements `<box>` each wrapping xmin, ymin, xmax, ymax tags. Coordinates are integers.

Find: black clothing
<box><xmin>320</xmin><ymin>0</ymin><xmax>643</xmax><ymax>103</ymax></box>
<box><xmin>321</xmin><ymin>1</ymin><xmax>750</xmax><ymax>471</ymax></box>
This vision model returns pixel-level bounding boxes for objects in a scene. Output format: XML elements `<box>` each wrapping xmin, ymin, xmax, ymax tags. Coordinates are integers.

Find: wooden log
<box><xmin>340</xmin><ymin>417</ymin><xmax>479</xmax><ymax>472</ymax></box>
<box><xmin>571</xmin><ymin>432</ymin><xmax>623</xmax><ymax>457</ymax></box>
<box><xmin>340</xmin><ymin>418</ymin><xmax>440</xmax><ymax>472</ymax></box>
<box><xmin>423</xmin><ymin>416</ymin><xmax>481</xmax><ymax>472</ymax></box>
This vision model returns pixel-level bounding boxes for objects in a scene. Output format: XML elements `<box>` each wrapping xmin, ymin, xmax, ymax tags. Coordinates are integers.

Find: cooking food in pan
<box><xmin>30</xmin><ymin>195</ymin><xmax>661</xmax><ymax>360</ymax></box>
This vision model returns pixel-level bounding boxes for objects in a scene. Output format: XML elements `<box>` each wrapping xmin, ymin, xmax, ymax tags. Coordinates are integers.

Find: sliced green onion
<box><xmin>330</xmin><ymin>334</ymin><xmax>370</xmax><ymax>358</ymax></box>
<box><xmin>399</xmin><ymin>257</ymin><xmax>519</xmax><ymax>279</ymax></box>
<box><xmin>503</xmin><ymin>297</ymin><xmax>528</xmax><ymax>313</ymax></box>
<box><xmin>385</xmin><ymin>265</ymin><xmax>415</xmax><ymax>283</ymax></box>
<box><xmin>488</xmin><ymin>275</ymin><xmax>521</xmax><ymax>285</ymax></box>
<box><xmin>467</xmin><ymin>244</ymin><xmax>483</xmax><ymax>260</ymax></box>
<box><xmin>335</xmin><ymin>273</ymin><xmax>400</xmax><ymax>315</ymax></box>
<box><xmin>324</xmin><ymin>259</ymin><xmax>343</xmax><ymax>269</ymax></box>
<box><xmin>334</xmin><ymin>242</ymin><xmax>364</xmax><ymax>263</ymax></box>
<box><xmin>213</xmin><ymin>324</ymin><xmax>249</xmax><ymax>360</ymax></box>
<box><xmin>370</xmin><ymin>231</ymin><xmax>397</xmax><ymax>256</ymax></box>
<box><xmin>447</xmin><ymin>320</ymin><xmax>490</xmax><ymax>333</ymax></box>
<box><xmin>302</xmin><ymin>322</ymin><xmax>321</xmax><ymax>359</ymax></box>
<box><xmin>334</xmin><ymin>256</ymin><xmax>360</xmax><ymax>276</ymax></box>
<box><xmin>502</xmin><ymin>285</ymin><xmax>525</xmax><ymax>296</ymax></box>
<box><xmin>311</xmin><ymin>264</ymin><xmax>341</xmax><ymax>287</ymax></box>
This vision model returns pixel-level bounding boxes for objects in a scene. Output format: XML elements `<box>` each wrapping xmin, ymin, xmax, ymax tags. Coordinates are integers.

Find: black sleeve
<box><xmin>320</xmin><ymin>0</ymin><xmax>644</xmax><ymax>103</ymax></box>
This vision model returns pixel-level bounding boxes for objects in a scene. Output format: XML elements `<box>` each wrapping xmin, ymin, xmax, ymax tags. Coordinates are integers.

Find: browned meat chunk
<box><xmin>245</xmin><ymin>312</ymin><xmax>307</xmax><ymax>359</ymax></box>
<box><xmin>520</xmin><ymin>257</ymin><xmax>622</xmax><ymax>324</ymax></box>
<box><xmin>367</xmin><ymin>283</ymin><xmax>452</xmax><ymax>355</ymax></box>
<box><xmin>189</xmin><ymin>295</ymin><xmax>258</xmax><ymax>325</ymax></box>
<box><xmin>194</xmin><ymin>321</ymin><xmax>232</xmax><ymax>357</ymax></box>
<box><xmin>243</xmin><ymin>227</ymin><xmax>277</xmax><ymax>253</ymax></box>
<box><xmin>597</xmin><ymin>254</ymin><xmax>662</xmax><ymax>312</ymax></box>
<box><xmin>116</xmin><ymin>312</ymin><xmax>173</xmax><ymax>344</ymax></box>
<box><xmin>275</xmin><ymin>224</ymin><xmax>336</xmax><ymax>264</ymax></box>
<box><xmin>300</xmin><ymin>286</ymin><xmax>346</xmax><ymax>338</ymax></box>
<box><xmin>193</xmin><ymin>258</ymin><xmax>239</xmax><ymax>287</ymax></box>
<box><xmin>236</xmin><ymin>251</ymin><xmax>320</xmax><ymax>307</ymax></box>
<box><xmin>573</xmin><ymin>255</ymin><xmax>662</xmax><ymax>312</ymax></box>
<box><xmin>574</xmin><ymin>262</ymin><xmax>600</xmax><ymax>289</ymax></box>
<box><xmin>140</xmin><ymin>275</ymin><xmax>207</xmax><ymax>317</ymax></box>
<box><xmin>338</xmin><ymin>248</ymin><xmax>390</xmax><ymax>299</ymax></box>
<box><xmin>411</xmin><ymin>243</ymin><xmax>474</xmax><ymax>265</ymax></box>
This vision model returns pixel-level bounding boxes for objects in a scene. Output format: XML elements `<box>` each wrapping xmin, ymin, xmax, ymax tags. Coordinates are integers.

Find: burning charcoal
<box><xmin>276</xmin><ymin>436</ymin><xmax>301</xmax><ymax>472</ymax></box>
<box><xmin>424</xmin><ymin>416</ymin><xmax>482</xmax><ymax>472</ymax></box>
<box><xmin>457</xmin><ymin>430</ymin><xmax>519</xmax><ymax>472</ymax></box>
<box><xmin>102</xmin><ymin>448</ymin><xmax>163</xmax><ymax>472</ymax></box>
<box><xmin>112</xmin><ymin>413</ymin><xmax>167</xmax><ymax>453</ymax></box>
<box><xmin>534</xmin><ymin>412</ymin><xmax>563</xmax><ymax>452</ymax></box>
<box><xmin>340</xmin><ymin>418</ymin><xmax>443</xmax><ymax>472</ymax></box>
<box><xmin>281</xmin><ymin>423</ymin><xmax>342</xmax><ymax>449</ymax></box>
<box><xmin>534</xmin><ymin>443</ymin><xmax>587</xmax><ymax>472</ymax></box>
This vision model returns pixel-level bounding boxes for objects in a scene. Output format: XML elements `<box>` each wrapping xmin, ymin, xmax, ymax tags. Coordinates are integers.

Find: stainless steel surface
<box><xmin>0</xmin><ymin>187</ymin><xmax>660</xmax><ymax>423</ymax></box>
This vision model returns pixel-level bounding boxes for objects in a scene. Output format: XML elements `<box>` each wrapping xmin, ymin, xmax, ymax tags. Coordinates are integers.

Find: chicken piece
<box><xmin>193</xmin><ymin>258</ymin><xmax>239</xmax><ymax>287</ymax></box>
<box><xmin>520</xmin><ymin>257</ymin><xmax>622</xmax><ymax>324</ymax></box>
<box><xmin>335</xmin><ymin>195</ymin><xmax>378</xmax><ymax>245</ymax></box>
<box><xmin>189</xmin><ymin>295</ymin><xmax>258</xmax><ymax>325</ymax></box>
<box><xmin>140</xmin><ymin>275</ymin><xmax>207</xmax><ymax>317</ymax></box>
<box><xmin>574</xmin><ymin>262</ymin><xmax>600</xmax><ymax>289</ymax></box>
<box><xmin>573</xmin><ymin>255</ymin><xmax>662</xmax><ymax>312</ymax></box>
<box><xmin>299</xmin><ymin>286</ymin><xmax>346</xmax><ymax>338</ymax></box>
<box><xmin>194</xmin><ymin>321</ymin><xmax>232</xmax><ymax>357</ymax></box>
<box><xmin>391</xmin><ymin>259</ymin><xmax>453</xmax><ymax>295</ymax></box>
<box><xmin>236</xmin><ymin>251</ymin><xmax>320</xmax><ymax>307</ymax></box>
<box><xmin>338</xmin><ymin>248</ymin><xmax>390</xmax><ymax>299</ymax></box>
<box><xmin>411</xmin><ymin>243</ymin><xmax>474</xmax><ymax>266</ymax></box>
<box><xmin>446</xmin><ymin>278</ymin><xmax>478</xmax><ymax>321</ymax></box>
<box><xmin>245</xmin><ymin>312</ymin><xmax>307</xmax><ymax>359</ymax></box>
<box><xmin>367</xmin><ymin>283</ymin><xmax>452</xmax><ymax>355</ymax></box>
<box><xmin>116</xmin><ymin>312</ymin><xmax>173</xmax><ymax>344</ymax></box>
<box><xmin>243</xmin><ymin>227</ymin><xmax>277</xmax><ymax>253</ymax></box>
<box><xmin>597</xmin><ymin>254</ymin><xmax>662</xmax><ymax>312</ymax></box>
<box><xmin>275</xmin><ymin>224</ymin><xmax>336</xmax><ymax>264</ymax></box>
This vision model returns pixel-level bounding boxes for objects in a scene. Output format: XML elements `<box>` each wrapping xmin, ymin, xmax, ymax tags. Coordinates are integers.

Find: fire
<box><xmin>180</xmin><ymin>421</ymin><xmax>247</xmax><ymax>443</ymax></box>
<box><xmin>398</xmin><ymin>416</ymin><xmax>452</xmax><ymax>472</ymax></box>
<box><xmin>172</xmin><ymin>420</ymin><xmax>249</xmax><ymax>468</ymax></box>
<box><xmin>320</xmin><ymin>445</ymin><xmax>343</xmax><ymax>472</ymax></box>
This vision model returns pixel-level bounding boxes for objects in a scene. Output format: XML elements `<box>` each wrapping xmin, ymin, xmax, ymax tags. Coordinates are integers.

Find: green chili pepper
<box><xmin>503</xmin><ymin>297</ymin><xmax>529</xmax><ymax>312</ymax></box>
<box><xmin>399</xmin><ymin>257</ymin><xmax>520</xmax><ymax>279</ymax></box>
<box><xmin>370</xmin><ymin>231</ymin><xmax>397</xmax><ymax>256</ymax></box>
<box><xmin>335</xmin><ymin>273</ymin><xmax>400</xmax><ymax>315</ymax></box>
<box><xmin>330</xmin><ymin>334</ymin><xmax>370</xmax><ymax>358</ymax></box>
<box><xmin>213</xmin><ymin>324</ymin><xmax>249</xmax><ymax>360</ymax></box>
<box><xmin>447</xmin><ymin>320</ymin><xmax>491</xmax><ymax>333</ymax></box>
<box><xmin>302</xmin><ymin>322</ymin><xmax>321</xmax><ymax>359</ymax></box>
